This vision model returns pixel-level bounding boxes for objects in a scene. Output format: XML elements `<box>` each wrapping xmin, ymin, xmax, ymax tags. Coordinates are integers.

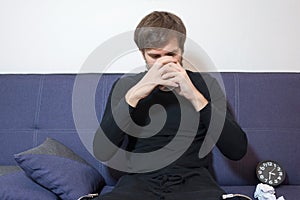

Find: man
<box><xmin>93</xmin><ymin>11</ymin><xmax>248</xmax><ymax>200</ymax></box>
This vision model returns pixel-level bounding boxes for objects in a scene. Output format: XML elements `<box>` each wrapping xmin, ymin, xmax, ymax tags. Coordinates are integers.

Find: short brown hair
<box><xmin>134</xmin><ymin>11</ymin><xmax>186</xmax><ymax>52</ymax></box>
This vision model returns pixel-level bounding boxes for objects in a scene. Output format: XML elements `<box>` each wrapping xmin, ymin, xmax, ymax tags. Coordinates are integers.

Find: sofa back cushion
<box><xmin>0</xmin><ymin>73</ymin><xmax>299</xmax><ymax>186</ymax></box>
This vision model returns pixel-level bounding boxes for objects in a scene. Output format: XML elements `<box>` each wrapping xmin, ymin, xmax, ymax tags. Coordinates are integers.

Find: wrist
<box><xmin>125</xmin><ymin>87</ymin><xmax>142</xmax><ymax>108</ymax></box>
<box><xmin>192</xmin><ymin>98</ymin><xmax>208</xmax><ymax>112</ymax></box>
<box><xmin>125</xmin><ymin>83</ymin><xmax>155</xmax><ymax>107</ymax></box>
<box><xmin>190</xmin><ymin>89</ymin><xmax>208</xmax><ymax>112</ymax></box>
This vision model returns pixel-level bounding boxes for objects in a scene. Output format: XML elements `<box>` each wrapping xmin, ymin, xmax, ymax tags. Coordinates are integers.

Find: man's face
<box><xmin>142</xmin><ymin>38</ymin><xmax>182</xmax><ymax>69</ymax></box>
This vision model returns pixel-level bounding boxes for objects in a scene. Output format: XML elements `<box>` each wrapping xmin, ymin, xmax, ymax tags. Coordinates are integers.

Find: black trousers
<box><xmin>96</xmin><ymin>167</ymin><xmax>228</xmax><ymax>200</ymax></box>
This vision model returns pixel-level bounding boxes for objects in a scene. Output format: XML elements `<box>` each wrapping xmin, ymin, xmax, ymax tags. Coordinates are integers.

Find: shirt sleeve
<box><xmin>193</xmin><ymin>73</ymin><xmax>248</xmax><ymax>161</ymax></box>
<box><xmin>93</xmin><ymin>75</ymin><xmax>142</xmax><ymax>160</ymax></box>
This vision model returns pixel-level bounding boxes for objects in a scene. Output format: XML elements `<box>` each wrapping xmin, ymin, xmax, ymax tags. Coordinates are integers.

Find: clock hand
<box><xmin>268</xmin><ymin>171</ymin><xmax>276</xmax><ymax>180</ymax></box>
<box><xmin>268</xmin><ymin>166</ymin><xmax>276</xmax><ymax>180</ymax></box>
<box><xmin>270</xmin><ymin>166</ymin><xmax>276</xmax><ymax>173</ymax></box>
<box><xmin>269</xmin><ymin>167</ymin><xmax>276</xmax><ymax>179</ymax></box>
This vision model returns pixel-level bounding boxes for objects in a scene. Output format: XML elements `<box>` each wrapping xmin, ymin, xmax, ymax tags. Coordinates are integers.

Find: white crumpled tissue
<box><xmin>254</xmin><ymin>183</ymin><xmax>285</xmax><ymax>200</ymax></box>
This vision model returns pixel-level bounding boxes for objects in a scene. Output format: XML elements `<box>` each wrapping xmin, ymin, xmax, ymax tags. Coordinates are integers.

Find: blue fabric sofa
<box><xmin>0</xmin><ymin>73</ymin><xmax>299</xmax><ymax>199</ymax></box>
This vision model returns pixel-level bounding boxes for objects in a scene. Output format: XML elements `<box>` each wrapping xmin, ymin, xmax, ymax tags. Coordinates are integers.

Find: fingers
<box><xmin>159</xmin><ymin>62</ymin><xmax>182</xmax><ymax>77</ymax></box>
<box><xmin>160</xmin><ymin>61</ymin><xmax>184</xmax><ymax>78</ymax></box>
<box><xmin>145</xmin><ymin>57</ymin><xmax>183</xmax><ymax>90</ymax></box>
<box><xmin>158</xmin><ymin>56</ymin><xmax>178</xmax><ymax>66</ymax></box>
<box><xmin>160</xmin><ymin>79</ymin><xmax>179</xmax><ymax>88</ymax></box>
<box><xmin>152</xmin><ymin>56</ymin><xmax>178</xmax><ymax>70</ymax></box>
<box><xmin>161</xmin><ymin>71</ymin><xmax>178</xmax><ymax>80</ymax></box>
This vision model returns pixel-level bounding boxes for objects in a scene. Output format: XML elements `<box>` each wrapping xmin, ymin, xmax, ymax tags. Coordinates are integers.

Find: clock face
<box><xmin>256</xmin><ymin>160</ymin><xmax>285</xmax><ymax>186</ymax></box>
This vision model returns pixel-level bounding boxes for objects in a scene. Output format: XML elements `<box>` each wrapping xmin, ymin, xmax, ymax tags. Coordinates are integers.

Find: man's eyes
<box><xmin>150</xmin><ymin>54</ymin><xmax>161</xmax><ymax>59</ymax></box>
<box><xmin>166</xmin><ymin>52</ymin><xmax>176</xmax><ymax>57</ymax></box>
<box><xmin>149</xmin><ymin>53</ymin><xmax>176</xmax><ymax>59</ymax></box>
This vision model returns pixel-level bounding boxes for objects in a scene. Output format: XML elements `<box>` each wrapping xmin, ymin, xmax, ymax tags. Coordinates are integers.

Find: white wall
<box><xmin>0</xmin><ymin>0</ymin><xmax>299</xmax><ymax>73</ymax></box>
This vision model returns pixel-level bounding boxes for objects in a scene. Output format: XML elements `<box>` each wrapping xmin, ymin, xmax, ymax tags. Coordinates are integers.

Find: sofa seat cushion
<box><xmin>222</xmin><ymin>185</ymin><xmax>300</xmax><ymax>200</ymax></box>
<box><xmin>0</xmin><ymin>166</ymin><xmax>59</xmax><ymax>200</ymax></box>
<box><xmin>100</xmin><ymin>184</ymin><xmax>300</xmax><ymax>199</ymax></box>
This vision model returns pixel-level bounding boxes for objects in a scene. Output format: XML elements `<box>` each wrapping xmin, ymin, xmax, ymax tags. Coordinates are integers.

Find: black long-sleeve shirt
<box><xmin>93</xmin><ymin>70</ymin><xmax>247</xmax><ymax>173</ymax></box>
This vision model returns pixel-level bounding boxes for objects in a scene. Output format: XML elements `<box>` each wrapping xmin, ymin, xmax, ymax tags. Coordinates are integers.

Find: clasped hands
<box><xmin>125</xmin><ymin>56</ymin><xmax>208</xmax><ymax>111</ymax></box>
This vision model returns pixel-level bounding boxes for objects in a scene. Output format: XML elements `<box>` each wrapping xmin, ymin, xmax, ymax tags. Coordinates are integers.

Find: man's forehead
<box><xmin>144</xmin><ymin>37</ymin><xmax>180</xmax><ymax>52</ymax></box>
<box><xmin>146</xmin><ymin>47</ymin><xmax>180</xmax><ymax>54</ymax></box>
